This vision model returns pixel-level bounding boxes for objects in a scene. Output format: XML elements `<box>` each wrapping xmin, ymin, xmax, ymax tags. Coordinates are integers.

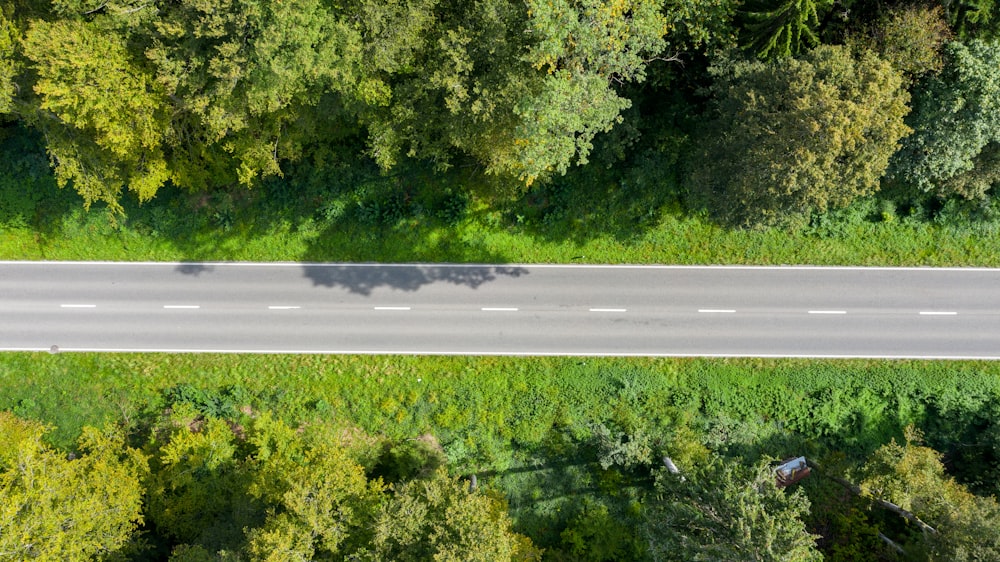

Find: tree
<box><xmin>243</xmin><ymin>413</ymin><xmax>383</xmax><ymax>560</ymax></box>
<box><xmin>143</xmin><ymin>0</ymin><xmax>365</xmax><ymax>191</ymax></box>
<box><xmin>359</xmin><ymin>467</ymin><xmax>541</xmax><ymax>561</ymax></box>
<box><xmin>845</xmin><ymin>4</ymin><xmax>952</xmax><ymax>81</ymax></box>
<box><xmin>643</xmin><ymin>457</ymin><xmax>821</xmax><ymax>561</ymax></box>
<box><xmin>0</xmin><ymin>412</ymin><xmax>147</xmax><ymax>560</ymax></box>
<box><xmin>145</xmin><ymin>407</ymin><xmax>255</xmax><ymax>552</ymax></box>
<box><xmin>0</xmin><ymin>10</ymin><xmax>17</xmax><ymax>114</ymax></box>
<box><xmin>942</xmin><ymin>0</ymin><xmax>1000</xmax><ymax>40</ymax></box>
<box><xmin>888</xmin><ymin>39</ymin><xmax>1000</xmax><ymax>200</ymax></box>
<box><xmin>855</xmin><ymin>427</ymin><xmax>1000</xmax><ymax>560</ymax></box>
<box><xmin>690</xmin><ymin>45</ymin><xmax>911</xmax><ymax>227</ymax></box>
<box><xmin>360</xmin><ymin>0</ymin><xmax>670</xmax><ymax>187</ymax></box>
<box><xmin>21</xmin><ymin>18</ymin><xmax>170</xmax><ymax>211</ymax></box>
<box><xmin>742</xmin><ymin>0</ymin><xmax>831</xmax><ymax>59</ymax></box>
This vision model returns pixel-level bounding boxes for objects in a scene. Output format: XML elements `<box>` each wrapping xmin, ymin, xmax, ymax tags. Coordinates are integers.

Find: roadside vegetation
<box><xmin>4</xmin><ymin>2</ymin><xmax>1000</xmax><ymax>266</ymax></box>
<box><xmin>5</xmin><ymin>129</ymin><xmax>1000</xmax><ymax>266</ymax></box>
<box><xmin>4</xmin><ymin>353</ymin><xmax>1000</xmax><ymax>559</ymax></box>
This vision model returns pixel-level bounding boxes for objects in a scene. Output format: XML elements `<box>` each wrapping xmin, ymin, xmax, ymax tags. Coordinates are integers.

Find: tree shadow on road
<box><xmin>301</xmin><ymin>263</ymin><xmax>529</xmax><ymax>295</ymax></box>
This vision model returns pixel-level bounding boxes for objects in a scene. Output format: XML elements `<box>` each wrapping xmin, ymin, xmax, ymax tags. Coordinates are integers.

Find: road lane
<box><xmin>1</xmin><ymin>262</ymin><xmax>999</xmax><ymax>357</ymax></box>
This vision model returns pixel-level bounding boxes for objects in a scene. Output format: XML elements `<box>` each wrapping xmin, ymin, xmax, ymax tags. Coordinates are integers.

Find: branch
<box><xmin>807</xmin><ymin>458</ymin><xmax>938</xmax><ymax>535</ymax></box>
<box><xmin>878</xmin><ymin>532</ymin><xmax>906</xmax><ymax>555</ymax></box>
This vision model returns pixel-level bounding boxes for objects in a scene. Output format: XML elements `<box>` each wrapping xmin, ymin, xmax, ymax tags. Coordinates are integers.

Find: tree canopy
<box><xmin>691</xmin><ymin>45</ymin><xmax>911</xmax><ymax>227</ymax></box>
<box><xmin>643</xmin><ymin>457</ymin><xmax>821</xmax><ymax>561</ymax></box>
<box><xmin>0</xmin><ymin>412</ymin><xmax>147</xmax><ymax>560</ymax></box>
<box><xmin>889</xmin><ymin>39</ymin><xmax>1000</xmax><ymax>200</ymax></box>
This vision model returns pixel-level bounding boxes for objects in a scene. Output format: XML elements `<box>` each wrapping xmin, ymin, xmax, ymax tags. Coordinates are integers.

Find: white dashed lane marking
<box><xmin>374</xmin><ymin>306</ymin><xmax>411</xmax><ymax>311</ymax></box>
<box><xmin>920</xmin><ymin>311</ymin><xmax>958</xmax><ymax>315</ymax></box>
<box><xmin>698</xmin><ymin>309</ymin><xmax>735</xmax><ymax>313</ymax></box>
<box><xmin>589</xmin><ymin>308</ymin><xmax>627</xmax><ymax>312</ymax></box>
<box><xmin>60</xmin><ymin>304</ymin><xmax>96</xmax><ymax>308</ymax></box>
<box><xmin>163</xmin><ymin>305</ymin><xmax>200</xmax><ymax>309</ymax></box>
<box><xmin>808</xmin><ymin>310</ymin><xmax>847</xmax><ymax>314</ymax></box>
<box><xmin>482</xmin><ymin>307</ymin><xmax>518</xmax><ymax>312</ymax></box>
<box><xmin>268</xmin><ymin>306</ymin><xmax>301</xmax><ymax>310</ymax></box>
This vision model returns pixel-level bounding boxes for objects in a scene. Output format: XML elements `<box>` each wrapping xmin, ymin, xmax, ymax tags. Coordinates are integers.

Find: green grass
<box><xmin>4</xmin><ymin>128</ymin><xmax>1000</xmax><ymax>265</ymax></box>
<box><xmin>5</xmin><ymin>352</ymin><xmax>998</xmax><ymax>468</ymax></box>
<box><xmin>5</xmin><ymin>351</ymin><xmax>1000</xmax><ymax>549</ymax></box>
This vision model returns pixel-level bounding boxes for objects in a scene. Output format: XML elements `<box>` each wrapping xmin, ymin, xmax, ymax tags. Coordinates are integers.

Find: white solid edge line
<box><xmin>920</xmin><ymin>311</ymin><xmax>958</xmax><ymax>315</ymax></box>
<box><xmin>808</xmin><ymin>310</ymin><xmax>847</xmax><ymax>314</ymax></box>
<box><xmin>7</xmin><ymin>346</ymin><xmax>1000</xmax><ymax>360</ymax></box>
<box><xmin>481</xmin><ymin>307</ymin><xmax>518</xmax><ymax>311</ymax></box>
<box><xmin>698</xmin><ymin>309</ymin><xmax>735</xmax><ymax>313</ymax></box>
<box><xmin>268</xmin><ymin>306</ymin><xmax>301</xmax><ymax>310</ymax></box>
<box><xmin>374</xmin><ymin>306</ymin><xmax>411</xmax><ymax>311</ymax></box>
<box><xmin>6</xmin><ymin>260</ymin><xmax>1000</xmax><ymax>272</ymax></box>
<box><xmin>60</xmin><ymin>304</ymin><xmax>96</xmax><ymax>308</ymax></box>
<box><xmin>163</xmin><ymin>305</ymin><xmax>200</xmax><ymax>309</ymax></box>
<box><xmin>589</xmin><ymin>308</ymin><xmax>627</xmax><ymax>312</ymax></box>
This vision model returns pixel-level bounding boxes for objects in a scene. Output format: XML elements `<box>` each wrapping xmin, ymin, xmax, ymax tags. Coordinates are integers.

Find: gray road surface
<box><xmin>1</xmin><ymin>262</ymin><xmax>998</xmax><ymax>358</ymax></box>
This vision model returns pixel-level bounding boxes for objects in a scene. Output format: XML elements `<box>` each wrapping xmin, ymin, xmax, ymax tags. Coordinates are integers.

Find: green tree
<box><xmin>889</xmin><ymin>39</ymin><xmax>1000</xmax><ymax>200</ymax></box>
<box><xmin>742</xmin><ymin>0</ymin><xmax>831</xmax><ymax>59</ymax></box>
<box><xmin>691</xmin><ymin>45</ymin><xmax>911</xmax><ymax>227</ymax></box>
<box><xmin>142</xmin><ymin>0</ymin><xmax>364</xmax><ymax>191</ymax></box>
<box><xmin>0</xmin><ymin>412</ymin><xmax>147</xmax><ymax>560</ymax></box>
<box><xmin>643</xmin><ymin>457</ymin><xmax>821</xmax><ymax>561</ymax></box>
<box><xmin>145</xmin><ymin>407</ymin><xmax>256</xmax><ymax>552</ymax></box>
<box><xmin>243</xmin><ymin>414</ymin><xmax>383</xmax><ymax>560</ymax></box>
<box><xmin>942</xmin><ymin>0</ymin><xmax>1000</xmax><ymax>40</ymax></box>
<box><xmin>0</xmin><ymin>10</ymin><xmax>17</xmax><ymax>114</ymax></box>
<box><xmin>21</xmin><ymin>18</ymin><xmax>170</xmax><ymax>211</ymax></box>
<box><xmin>846</xmin><ymin>4</ymin><xmax>952</xmax><ymax>81</ymax></box>
<box><xmin>856</xmin><ymin>427</ymin><xmax>1000</xmax><ymax>560</ymax></box>
<box><xmin>359</xmin><ymin>466</ymin><xmax>541</xmax><ymax>561</ymax></box>
<box><xmin>662</xmin><ymin>0</ymin><xmax>741</xmax><ymax>52</ymax></box>
<box><xmin>361</xmin><ymin>0</ymin><xmax>669</xmax><ymax>187</ymax></box>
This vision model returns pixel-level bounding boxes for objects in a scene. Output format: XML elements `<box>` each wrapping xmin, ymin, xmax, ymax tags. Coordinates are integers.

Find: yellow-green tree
<box><xmin>0</xmin><ymin>10</ymin><xmax>16</xmax><ymax>114</ymax></box>
<box><xmin>22</xmin><ymin>19</ymin><xmax>170</xmax><ymax>211</ymax></box>
<box><xmin>691</xmin><ymin>45</ymin><xmax>911</xmax><ymax>227</ymax></box>
<box><xmin>359</xmin><ymin>467</ymin><xmax>542</xmax><ymax>561</ymax></box>
<box><xmin>243</xmin><ymin>414</ymin><xmax>383</xmax><ymax>561</ymax></box>
<box><xmin>0</xmin><ymin>412</ymin><xmax>147</xmax><ymax>560</ymax></box>
<box><xmin>856</xmin><ymin>427</ymin><xmax>1000</xmax><ymax>560</ymax></box>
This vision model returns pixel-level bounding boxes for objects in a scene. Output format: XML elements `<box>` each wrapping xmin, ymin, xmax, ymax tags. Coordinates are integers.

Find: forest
<box><xmin>5</xmin><ymin>0</ymin><xmax>1000</xmax><ymax>560</ymax></box>
<box><xmin>3</xmin><ymin>0</ymin><xmax>1000</xmax><ymax>229</ymax></box>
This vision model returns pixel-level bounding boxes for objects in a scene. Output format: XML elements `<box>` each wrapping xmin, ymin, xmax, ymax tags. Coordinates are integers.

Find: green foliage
<box><xmin>370</xmin><ymin>438</ymin><xmax>447</xmax><ymax>484</ymax></box>
<box><xmin>0</xmin><ymin>412</ymin><xmax>147</xmax><ymax>560</ymax></box>
<box><xmin>558</xmin><ymin>498</ymin><xmax>646</xmax><ymax>561</ymax></box>
<box><xmin>743</xmin><ymin>0</ymin><xmax>830</xmax><ymax>59</ymax></box>
<box><xmin>643</xmin><ymin>457</ymin><xmax>822</xmax><ymax>561</ymax></box>
<box><xmin>0</xmin><ymin>11</ymin><xmax>16</xmax><ymax>114</ymax></box>
<box><xmin>5</xmin><ymin>355</ymin><xmax>1000</xmax><ymax>559</ymax></box>
<box><xmin>890</xmin><ymin>39</ymin><xmax>1000</xmax><ymax>200</ymax></box>
<box><xmin>361</xmin><ymin>466</ymin><xmax>541</xmax><ymax>561</ymax></box>
<box><xmin>692</xmin><ymin>45</ymin><xmax>911</xmax><ymax>227</ymax></box>
<box><xmin>22</xmin><ymin>18</ymin><xmax>170</xmax><ymax>211</ymax></box>
<box><xmin>662</xmin><ymin>0</ymin><xmax>740</xmax><ymax>52</ymax></box>
<box><xmin>943</xmin><ymin>0</ymin><xmax>1000</xmax><ymax>40</ymax></box>
<box><xmin>591</xmin><ymin>422</ymin><xmax>656</xmax><ymax>470</ymax></box>
<box><xmin>144</xmin><ymin>0</ymin><xmax>362</xmax><ymax>190</ymax></box>
<box><xmin>146</xmin><ymin>406</ymin><xmax>255</xmax><ymax>549</ymax></box>
<box><xmin>165</xmin><ymin>383</ymin><xmax>254</xmax><ymax>419</ymax></box>
<box><xmin>856</xmin><ymin>427</ymin><xmax>1000</xmax><ymax>559</ymax></box>
<box><xmin>846</xmin><ymin>4</ymin><xmax>952</xmax><ymax>80</ymax></box>
<box><xmin>245</xmin><ymin>414</ymin><xmax>384</xmax><ymax>559</ymax></box>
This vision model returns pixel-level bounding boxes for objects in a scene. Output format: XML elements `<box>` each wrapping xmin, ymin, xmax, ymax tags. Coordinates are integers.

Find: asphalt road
<box><xmin>1</xmin><ymin>261</ymin><xmax>998</xmax><ymax>358</ymax></box>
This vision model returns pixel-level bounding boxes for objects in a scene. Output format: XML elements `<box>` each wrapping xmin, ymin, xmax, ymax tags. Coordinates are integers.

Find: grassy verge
<box><xmin>4</xmin><ymin>129</ymin><xmax>1000</xmax><ymax>265</ymax></box>
<box><xmin>5</xmin><ymin>352</ymin><xmax>1000</xmax><ymax>547</ymax></box>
